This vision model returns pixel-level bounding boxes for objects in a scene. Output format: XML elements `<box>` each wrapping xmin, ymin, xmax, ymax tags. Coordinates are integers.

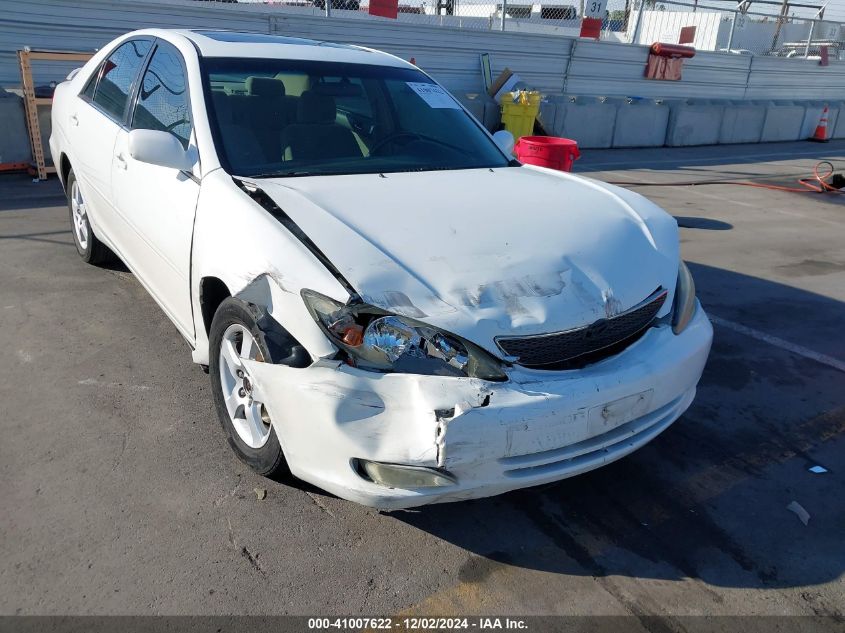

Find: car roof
<box><xmin>160</xmin><ymin>28</ymin><xmax>412</xmax><ymax>68</ymax></box>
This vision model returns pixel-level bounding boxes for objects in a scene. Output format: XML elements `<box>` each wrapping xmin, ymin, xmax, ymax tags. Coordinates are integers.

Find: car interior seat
<box><xmin>211</xmin><ymin>90</ymin><xmax>265</xmax><ymax>168</ymax></box>
<box><xmin>244</xmin><ymin>76</ymin><xmax>292</xmax><ymax>161</ymax></box>
<box><xmin>280</xmin><ymin>90</ymin><xmax>362</xmax><ymax>162</ymax></box>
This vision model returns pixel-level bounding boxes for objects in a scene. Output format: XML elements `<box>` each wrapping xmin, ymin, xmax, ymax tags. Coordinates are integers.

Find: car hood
<box><xmin>255</xmin><ymin>166</ymin><xmax>680</xmax><ymax>357</ymax></box>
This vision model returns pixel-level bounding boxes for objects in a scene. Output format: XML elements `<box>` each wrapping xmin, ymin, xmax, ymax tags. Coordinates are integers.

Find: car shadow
<box><xmin>674</xmin><ymin>216</ymin><xmax>733</xmax><ymax>230</ymax></box>
<box><xmin>388</xmin><ymin>264</ymin><xmax>845</xmax><ymax>590</ymax></box>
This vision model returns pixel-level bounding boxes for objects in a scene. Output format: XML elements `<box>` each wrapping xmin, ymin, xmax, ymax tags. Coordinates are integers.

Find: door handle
<box><xmin>69</xmin><ymin>113</ymin><xmax>79</xmax><ymax>127</ymax></box>
<box><xmin>115</xmin><ymin>153</ymin><xmax>127</xmax><ymax>170</ymax></box>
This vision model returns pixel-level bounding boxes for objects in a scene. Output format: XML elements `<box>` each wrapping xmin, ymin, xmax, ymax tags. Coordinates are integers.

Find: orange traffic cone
<box><xmin>810</xmin><ymin>105</ymin><xmax>830</xmax><ymax>143</ymax></box>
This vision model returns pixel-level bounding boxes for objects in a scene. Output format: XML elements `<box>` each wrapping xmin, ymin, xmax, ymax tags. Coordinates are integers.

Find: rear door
<box><xmin>69</xmin><ymin>38</ymin><xmax>153</xmax><ymax>246</ymax></box>
<box><xmin>111</xmin><ymin>40</ymin><xmax>200</xmax><ymax>340</ymax></box>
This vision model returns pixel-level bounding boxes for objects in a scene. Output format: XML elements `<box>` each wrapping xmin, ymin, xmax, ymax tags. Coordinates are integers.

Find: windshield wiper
<box><xmin>250</xmin><ymin>170</ymin><xmax>315</xmax><ymax>178</ymax></box>
<box><xmin>395</xmin><ymin>165</ymin><xmax>478</xmax><ymax>173</ymax></box>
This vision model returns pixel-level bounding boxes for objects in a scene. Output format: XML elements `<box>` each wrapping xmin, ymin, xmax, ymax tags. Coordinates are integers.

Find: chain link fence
<box><xmin>226</xmin><ymin>0</ymin><xmax>845</xmax><ymax>58</ymax></box>
<box><xmin>627</xmin><ymin>0</ymin><xmax>844</xmax><ymax>59</ymax></box>
<box><xmin>253</xmin><ymin>0</ymin><xmax>641</xmax><ymax>36</ymax></box>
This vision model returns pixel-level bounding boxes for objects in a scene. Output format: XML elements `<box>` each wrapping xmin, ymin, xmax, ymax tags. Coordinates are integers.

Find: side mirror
<box><xmin>128</xmin><ymin>129</ymin><xmax>191</xmax><ymax>171</ymax></box>
<box><xmin>492</xmin><ymin>130</ymin><xmax>515</xmax><ymax>156</ymax></box>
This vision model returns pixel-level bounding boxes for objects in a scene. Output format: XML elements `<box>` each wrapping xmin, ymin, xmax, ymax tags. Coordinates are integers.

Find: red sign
<box><xmin>369</xmin><ymin>0</ymin><xmax>398</xmax><ymax>18</ymax></box>
<box><xmin>579</xmin><ymin>17</ymin><xmax>602</xmax><ymax>40</ymax></box>
<box><xmin>679</xmin><ymin>26</ymin><xmax>696</xmax><ymax>44</ymax></box>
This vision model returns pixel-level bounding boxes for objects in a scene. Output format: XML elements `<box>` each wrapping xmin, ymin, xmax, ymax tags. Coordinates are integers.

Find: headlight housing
<box><xmin>672</xmin><ymin>260</ymin><xmax>697</xmax><ymax>334</ymax></box>
<box><xmin>301</xmin><ymin>289</ymin><xmax>507</xmax><ymax>381</ymax></box>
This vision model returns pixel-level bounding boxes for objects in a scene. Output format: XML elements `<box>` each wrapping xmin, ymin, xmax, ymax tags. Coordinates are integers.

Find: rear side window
<box><xmin>131</xmin><ymin>43</ymin><xmax>192</xmax><ymax>148</ymax></box>
<box><xmin>81</xmin><ymin>71</ymin><xmax>97</xmax><ymax>100</ymax></box>
<box><xmin>91</xmin><ymin>39</ymin><xmax>152</xmax><ymax>120</ymax></box>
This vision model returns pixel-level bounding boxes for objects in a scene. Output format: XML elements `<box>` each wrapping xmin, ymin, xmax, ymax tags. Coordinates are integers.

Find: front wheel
<box><xmin>209</xmin><ymin>297</ymin><xmax>289</xmax><ymax>477</ymax></box>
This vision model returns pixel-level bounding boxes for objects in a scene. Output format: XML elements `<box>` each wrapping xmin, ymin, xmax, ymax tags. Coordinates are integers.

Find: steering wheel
<box><xmin>368</xmin><ymin>131</ymin><xmax>424</xmax><ymax>155</ymax></box>
<box><xmin>165</xmin><ymin>118</ymin><xmax>189</xmax><ymax>133</ymax></box>
<box><xmin>369</xmin><ymin>130</ymin><xmax>470</xmax><ymax>157</ymax></box>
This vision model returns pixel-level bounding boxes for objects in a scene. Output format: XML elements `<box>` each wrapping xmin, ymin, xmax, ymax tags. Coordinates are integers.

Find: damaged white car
<box><xmin>50</xmin><ymin>29</ymin><xmax>712</xmax><ymax>509</ymax></box>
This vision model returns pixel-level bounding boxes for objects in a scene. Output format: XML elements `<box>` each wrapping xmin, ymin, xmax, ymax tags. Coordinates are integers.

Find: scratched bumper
<box><xmin>244</xmin><ymin>305</ymin><xmax>712</xmax><ymax>509</ymax></box>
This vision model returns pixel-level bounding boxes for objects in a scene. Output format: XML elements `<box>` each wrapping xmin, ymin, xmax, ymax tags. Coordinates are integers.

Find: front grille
<box><xmin>496</xmin><ymin>288</ymin><xmax>668</xmax><ymax>369</ymax></box>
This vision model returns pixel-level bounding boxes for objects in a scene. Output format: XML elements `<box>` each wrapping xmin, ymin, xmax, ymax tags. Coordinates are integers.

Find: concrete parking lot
<box><xmin>1</xmin><ymin>141</ymin><xmax>843</xmax><ymax>620</ymax></box>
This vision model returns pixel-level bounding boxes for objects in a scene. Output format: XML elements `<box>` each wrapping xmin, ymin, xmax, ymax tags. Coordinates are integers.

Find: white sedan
<box><xmin>50</xmin><ymin>29</ymin><xmax>712</xmax><ymax>509</ymax></box>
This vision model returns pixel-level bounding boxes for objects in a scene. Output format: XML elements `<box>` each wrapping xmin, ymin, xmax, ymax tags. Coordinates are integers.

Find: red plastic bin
<box><xmin>514</xmin><ymin>136</ymin><xmax>580</xmax><ymax>172</ymax></box>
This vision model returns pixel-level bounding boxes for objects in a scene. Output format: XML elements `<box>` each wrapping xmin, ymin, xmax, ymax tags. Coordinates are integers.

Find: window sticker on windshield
<box><xmin>406</xmin><ymin>82</ymin><xmax>461</xmax><ymax>109</ymax></box>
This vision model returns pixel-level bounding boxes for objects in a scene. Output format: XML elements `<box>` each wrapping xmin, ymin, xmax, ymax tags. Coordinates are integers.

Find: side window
<box><xmin>91</xmin><ymin>39</ymin><xmax>152</xmax><ymax>120</ymax></box>
<box><xmin>131</xmin><ymin>44</ymin><xmax>192</xmax><ymax>148</ymax></box>
<box><xmin>81</xmin><ymin>68</ymin><xmax>98</xmax><ymax>100</ymax></box>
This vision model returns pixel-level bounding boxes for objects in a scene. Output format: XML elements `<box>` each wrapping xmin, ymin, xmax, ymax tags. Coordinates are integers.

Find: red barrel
<box><xmin>514</xmin><ymin>136</ymin><xmax>580</xmax><ymax>172</ymax></box>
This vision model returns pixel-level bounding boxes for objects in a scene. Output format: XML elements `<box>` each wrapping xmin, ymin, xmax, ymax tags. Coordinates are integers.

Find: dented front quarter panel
<box><xmin>189</xmin><ymin>170</ymin><xmax>348</xmax><ymax>365</ymax></box>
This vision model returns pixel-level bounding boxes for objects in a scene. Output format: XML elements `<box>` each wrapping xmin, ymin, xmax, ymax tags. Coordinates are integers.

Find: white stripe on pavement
<box><xmin>709</xmin><ymin>314</ymin><xmax>845</xmax><ymax>374</ymax></box>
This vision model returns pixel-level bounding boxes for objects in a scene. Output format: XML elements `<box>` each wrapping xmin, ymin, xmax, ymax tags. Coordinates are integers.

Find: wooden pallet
<box><xmin>17</xmin><ymin>48</ymin><xmax>94</xmax><ymax>180</ymax></box>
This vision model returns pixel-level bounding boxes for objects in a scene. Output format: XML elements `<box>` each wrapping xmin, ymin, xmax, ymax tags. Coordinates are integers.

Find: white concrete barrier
<box><xmin>760</xmin><ymin>101</ymin><xmax>806</xmax><ymax>142</ymax></box>
<box><xmin>538</xmin><ymin>96</ymin><xmax>562</xmax><ymax>136</ymax></box>
<box><xmin>719</xmin><ymin>100</ymin><xmax>766</xmax><ymax>144</ymax></box>
<box><xmin>556</xmin><ymin>96</ymin><xmax>619</xmax><ymax>149</ymax></box>
<box><xmin>455</xmin><ymin>93</ymin><xmax>501</xmax><ymax>132</ymax></box>
<box><xmin>612</xmin><ymin>99</ymin><xmax>669</xmax><ymax>148</ymax></box>
<box><xmin>666</xmin><ymin>99</ymin><xmax>725</xmax><ymax>147</ymax></box>
<box><xmin>831</xmin><ymin>103</ymin><xmax>845</xmax><ymax>139</ymax></box>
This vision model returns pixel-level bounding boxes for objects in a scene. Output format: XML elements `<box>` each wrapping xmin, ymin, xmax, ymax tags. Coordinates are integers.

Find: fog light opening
<box><xmin>355</xmin><ymin>459</ymin><xmax>457</xmax><ymax>489</ymax></box>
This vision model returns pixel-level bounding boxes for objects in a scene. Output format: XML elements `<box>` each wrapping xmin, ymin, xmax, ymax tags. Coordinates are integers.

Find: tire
<box><xmin>66</xmin><ymin>169</ymin><xmax>114</xmax><ymax>265</ymax></box>
<box><xmin>209</xmin><ymin>297</ymin><xmax>290</xmax><ymax>478</ymax></box>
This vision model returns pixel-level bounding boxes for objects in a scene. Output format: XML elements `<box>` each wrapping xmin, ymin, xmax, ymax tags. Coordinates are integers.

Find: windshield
<box><xmin>201</xmin><ymin>58</ymin><xmax>510</xmax><ymax>177</ymax></box>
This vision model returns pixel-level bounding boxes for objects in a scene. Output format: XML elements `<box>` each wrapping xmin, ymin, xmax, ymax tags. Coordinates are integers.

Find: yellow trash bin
<box><xmin>500</xmin><ymin>90</ymin><xmax>541</xmax><ymax>140</ymax></box>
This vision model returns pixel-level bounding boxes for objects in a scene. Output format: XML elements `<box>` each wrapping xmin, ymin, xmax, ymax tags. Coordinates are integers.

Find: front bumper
<box><xmin>244</xmin><ymin>305</ymin><xmax>713</xmax><ymax>509</ymax></box>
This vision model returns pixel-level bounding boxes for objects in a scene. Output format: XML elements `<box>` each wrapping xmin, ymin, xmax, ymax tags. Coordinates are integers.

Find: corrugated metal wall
<box><xmin>566</xmin><ymin>39</ymin><xmax>751</xmax><ymax>99</ymax></box>
<box><xmin>745</xmin><ymin>56</ymin><xmax>845</xmax><ymax>100</ymax></box>
<box><xmin>1</xmin><ymin>0</ymin><xmax>844</xmax><ymax>100</ymax></box>
<box><xmin>268</xmin><ymin>17</ymin><xmax>573</xmax><ymax>94</ymax></box>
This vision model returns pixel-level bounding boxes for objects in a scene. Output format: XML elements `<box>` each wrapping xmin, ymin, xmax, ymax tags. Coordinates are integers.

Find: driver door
<box><xmin>111</xmin><ymin>40</ymin><xmax>199</xmax><ymax>341</ymax></box>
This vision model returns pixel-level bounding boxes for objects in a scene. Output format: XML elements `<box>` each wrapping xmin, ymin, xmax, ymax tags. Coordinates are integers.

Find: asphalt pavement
<box><xmin>1</xmin><ymin>141</ymin><xmax>843</xmax><ymax>620</ymax></box>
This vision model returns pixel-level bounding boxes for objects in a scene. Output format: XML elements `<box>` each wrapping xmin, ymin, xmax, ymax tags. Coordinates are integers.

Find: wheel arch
<box><xmin>199</xmin><ymin>276</ymin><xmax>232</xmax><ymax>336</ymax></box>
<box><xmin>59</xmin><ymin>153</ymin><xmax>72</xmax><ymax>192</ymax></box>
<box><xmin>200</xmin><ymin>275</ymin><xmax>311</xmax><ymax>369</ymax></box>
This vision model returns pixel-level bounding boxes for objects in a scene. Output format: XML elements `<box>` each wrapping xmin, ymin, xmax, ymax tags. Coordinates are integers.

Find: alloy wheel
<box><xmin>70</xmin><ymin>179</ymin><xmax>89</xmax><ymax>251</ymax></box>
<box><xmin>218</xmin><ymin>324</ymin><xmax>272</xmax><ymax>449</ymax></box>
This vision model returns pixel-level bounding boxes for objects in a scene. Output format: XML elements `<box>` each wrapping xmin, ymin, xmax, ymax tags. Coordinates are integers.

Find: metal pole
<box><xmin>771</xmin><ymin>0</ymin><xmax>789</xmax><ymax>52</ymax></box>
<box><xmin>804</xmin><ymin>18</ymin><xmax>814</xmax><ymax>57</ymax></box>
<box><xmin>325</xmin><ymin>0</ymin><xmax>331</xmax><ymax>17</ymax></box>
<box><xmin>501</xmin><ymin>0</ymin><xmax>507</xmax><ymax>30</ymax></box>
<box><xmin>726</xmin><ymin>9</ymin><xmax>737</xmax><ymax>50</ymax></box>
<box><xmin>631</xmin><ymin>0</ymin><xmax>646</xmax><ymax>43</ymax></box>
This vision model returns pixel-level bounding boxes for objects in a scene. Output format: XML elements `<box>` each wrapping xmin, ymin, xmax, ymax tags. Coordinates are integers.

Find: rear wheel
<box><xmin>67</xmin><ymin>169</ymin><xmax>114</xmax><ymax>265</ymax></box>
<box><xmin>209</xmin><ymin>298</ymin><xmax>289</xmax><ymax>477</ymax></box>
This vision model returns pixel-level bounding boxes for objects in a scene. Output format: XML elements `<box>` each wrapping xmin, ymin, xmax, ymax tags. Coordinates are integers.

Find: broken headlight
<box><xmin>301</xmin><ymin>289</ymin><xmax>507</xmax><ymax>381</ymax></box>
<box><xmin>672</xmin><ymin>260</ymin><xmax>697</xmax><ymax>335</ymax></box>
